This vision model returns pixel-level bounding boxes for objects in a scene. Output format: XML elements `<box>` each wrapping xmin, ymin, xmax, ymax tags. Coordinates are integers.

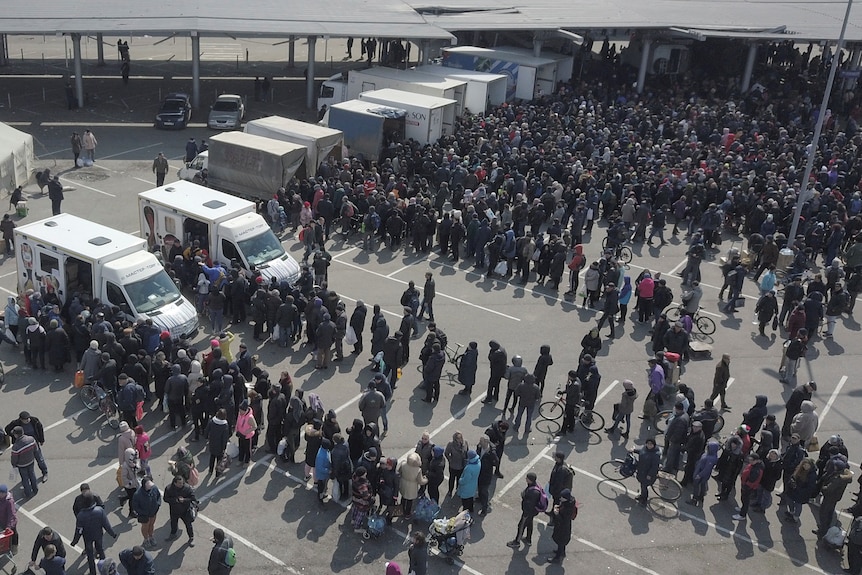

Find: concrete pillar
<box><xmin>307</xmin><ymin>35</ymin><xmax>316</xmax><ymax>109</ymax></box>
<box><xmin>96</xmin><ymin>33</ymin><xmax>105</xmax><ymax>66</ymax></box>
<box><xmin>533</xmin><ymin>36</ymin><xmax>543</xmax><ymax>58</ymax></box>
<box><xmin>0</xmin><ymin>34</ymin><xmax>7</xmax><ymax>66</ymax></box>
<box><xmin>421</xmin><ymin>40</ymin><xmax>430</xmax><ymax>65</ymax></box>
<box><xmin>288</xmin><ymin>36</ymin><xmax>295</xmax><ymax>68</ymax></box>
<box><xmin>191</xmin><ymin>33</ymin><xmax>200</xmax><ymax>108</ymax></box>
<box><xmin>741</xmin><ymin>43</ymin><xmax>758</xmax><ymax>93</ymax></box>
<box><xmin>844</xmin><ymin>46</ymin><xmax>862</xmax><ymax>90</ymax></box>
<box><xmin>472</xmin><ymin>30</ymin><xmax>480</xmax><ymax>45</ymax></box>
<box><xmin>72</xmin><ymin>33</ymin><xmax>84</xmax><ymax>108</ymax></box>
<box><xmin>636</xmin><ymin>38</ymin><xmax>652</xmax><ymax>94</ymax></box>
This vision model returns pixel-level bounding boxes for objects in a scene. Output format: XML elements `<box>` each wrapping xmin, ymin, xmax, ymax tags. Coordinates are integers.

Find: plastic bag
<box><xmin>493</xmin><ymin>261</ymin><xmax>508</xmax><ymax>276</ymax></box>
<box><xmin>345</xmin><ymin>326</ymin><xmax>358</xmax><ymax>346</ymax></box>
<box><xmin>272</xmin><ymin>325</ymin><xmax>280</xmax><ymax>341</ymax></box>
<box><xmin>225</xmin><ymin>442</ymin><xmax>239</xmax><ymax>459</ymax></box>
<box><xmin>277</xmin><ymin>438</ymin><xmax>287</xmax><ymax>457</ymax></box>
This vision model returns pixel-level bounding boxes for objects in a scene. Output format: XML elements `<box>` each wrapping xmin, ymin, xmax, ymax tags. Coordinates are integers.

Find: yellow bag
<box><xmin>74</xmin><ymin>370</ymin><xmax>85</xmax><ymax>389</ymax></box>
<box><xmin>116</xmin><ymin>466</ymin><xmax>123</xmax><ymax>488</ymax></box>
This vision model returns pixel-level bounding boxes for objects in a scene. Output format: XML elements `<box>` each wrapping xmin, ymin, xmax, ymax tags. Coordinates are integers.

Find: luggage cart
<box><xmin>0</xmin><ymin>528</ymin><xmax>17</xmax><ymax>574</ymax></box>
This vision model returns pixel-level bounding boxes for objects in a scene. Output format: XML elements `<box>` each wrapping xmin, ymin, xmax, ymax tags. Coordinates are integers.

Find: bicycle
<box><xmin>654</xmin><ymin>410</ymin><xmax>725</xmax><ymax>436</ymax></box>
<box><xmin>79</xmin><ymin>380</ymin><xmax>120</xmax><ymax>429</ymax></box>
<box><xmin>538</xmin><ymin>389</ymin><xmax>605</xmax><ymax>432</ymax></box>
<box><xmin>600</xmin><ymin>451</ymin><xmax>683</xmax><ymax>501</ymax></box>
<box><xmin>445</xmin><ymin>342</ymin><xmax>465</xmax><ymax>370</ymax></box>
<box><xmin>601</xmin><ymin>236</ymin><xmax>633</xmax><ymax>264</ymax></box>
<box><xmin>663</xmin><ymin>305</ymin><xmax>716</xmax><ymax>335</ymax></box>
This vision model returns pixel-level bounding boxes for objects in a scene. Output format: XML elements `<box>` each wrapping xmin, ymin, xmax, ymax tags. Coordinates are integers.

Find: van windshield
<box><xmin>125</xmin><ymin>269</ymin><xmax>183</xmax><ymax>314</ymax></box>
<box><xmin>237</xmin><ymin>229</ymin><xmax>286</xmax><ymax>267</ymax></box>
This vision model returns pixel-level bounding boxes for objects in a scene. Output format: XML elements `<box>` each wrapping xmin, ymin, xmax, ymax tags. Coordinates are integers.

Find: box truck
<box><xmin>358</xmin><ymin>89</ymin><xmax>455</xmax><ymax>145</ymax></box>
<box><xmin>413</xmin><ymin>65</ymin><xmax>507</xmax><ymax>113</ymax></box>
<box><xmin>495</xmin><ymin>46</ymin><xmax>574</xmax><ymax>83</ymax></box>
<box><xmin>318</xmin><ymin>72</ymin><xmax>349</xmax><ymax>108</ymax></box>
<box><xmin>346</xmin><ymin>67</ymin><xmax>467</xmax><ymax>118</ymax></box>
<box><xmin>244</xmin><ymin>116</ymin><xmax>344</xmax><ymax>177</ymax></box>
<box><xmin>442</xmin><ymin>46</ymin><xmax>559</xmax><ymax>101</ymax></box>
<box><xmin>324</xmin><ymin>100</ymin><xmax>406</xmax><ymax>163</ymax></box>
<box><xmin>139</xmin><ymin>181</ymin><xmax>302</xmax><ymax>285</ymax></box>
<box><xmin>176</xmin><ymin>132</ymin><xmax>307</xmax><ymax>201</ymax></box>
<box><xmin>14</xmin><ymin>214</ymin><xmax>199</xmax><ymax>338</ymax></box>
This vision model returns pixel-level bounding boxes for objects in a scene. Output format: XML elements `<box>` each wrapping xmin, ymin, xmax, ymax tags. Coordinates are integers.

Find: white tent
<box><xmin>0</xmin><ymin>123</ymin><xmax>34</xmax><ymax>194</ymax></box>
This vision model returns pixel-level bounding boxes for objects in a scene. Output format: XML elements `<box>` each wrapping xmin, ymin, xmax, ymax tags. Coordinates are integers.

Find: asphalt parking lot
<box><xmin>1</xmin><ymin>37</ymin><xmax>861</xmax><ymax>575</ymax></box>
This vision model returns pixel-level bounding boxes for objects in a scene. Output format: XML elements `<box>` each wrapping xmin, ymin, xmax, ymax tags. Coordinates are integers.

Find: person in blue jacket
<box><xmin>456</xmin><ymin>450</ymin><xmax>481</xmax><ymax>512</ymax></box>
<box><xmin>635</xmin><ymin>438</ymin><xmax>661</xmax><ymax>505</ymax></box>
<box><xmin>687</xmin><ymin>440</ymin><xmax>719</xmax><ymax>506</ymax></box>
<box><xmin>315</xmin><ymin>438</ymin><xmax>333</xmax><ymax>504</ymax></box>
<box><xmin>618</xmin><ymin>276</ymin><xmax>633</xmax><ymax>323</ymax></box>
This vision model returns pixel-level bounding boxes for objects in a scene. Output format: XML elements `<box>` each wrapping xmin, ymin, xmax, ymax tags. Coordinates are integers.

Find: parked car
<box><xmin>208</xmin><ymin>94</ymin><xmax>245</xmax><ymax>129</ymax></box>
<box><xmin>154</xmin><ymin>92</ymin><xmax>192</xmax><ymax>129</ymax></box>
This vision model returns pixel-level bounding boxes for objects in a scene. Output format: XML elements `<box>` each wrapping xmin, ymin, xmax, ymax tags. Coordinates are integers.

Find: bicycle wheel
<box><xmin>654</xmin><ymin>410</ymin><xmax>673</xmax><ymax>434</ymax></box>
<box><xmin>618</xmin><ymin>246</ymin><xmax>633</xmax><ymax>264</ymax></box>
<box><xmin>600</xmin><ymin>459</ymin><xmax>626</xmax><ymax>481</ymax></box>
<box><xmin>696</xmin><ymin>315</ymin><xmax>716</xmax><ymax>335</ymax></box>
<box><xmin>713</xmin><ymin>414</ymin><xmax>725</xmax><ymax>435</ymax></box>
<box><xmin>601</xmin><ymin>236</ymin><xmax>609</xmax><ymax>249</ymax></box>
<box><xmin>539</xmin><ymin>400</ymin><xmax>564</xmax><ymax>421</ymax></box>
<box><xmin>579</xmin><ymin>409</ymin><xmax>605</xmax><ymax>432</ymax></box>
<box><xmin>80</xmin><ymin>385</ymin><xmax>100</xmax><ymax>411</ymax></box>
<box><xmin>651</xmin><ymin>473</ymin><xmax>682</xmax><ymax>501</ymax></box>
<box><xmin>664</xmin><ymin>305</ymin><xmax>682</xmax><ymax>322</ymax></box>
<box><xmin>102</xmin><ymin>398</ymin><xmax>119</xmax><ymax>429</ymax></box>
<box><xmin>453</xmin><ymin>353</ymin><xmax>464</xmax><ymax>371</ymax></box>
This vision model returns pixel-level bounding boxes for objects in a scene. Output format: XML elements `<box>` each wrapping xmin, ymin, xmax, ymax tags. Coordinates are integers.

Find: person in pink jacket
<box><xmin>235</xmin><ymin>400</ymin><xmax>257</xmax><ymax>466</ymax></box>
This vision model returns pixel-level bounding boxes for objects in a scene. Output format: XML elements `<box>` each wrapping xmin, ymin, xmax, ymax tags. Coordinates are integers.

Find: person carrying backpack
<box><xmin>506</xmin><ymin>472</ymin><xmax>547</xmax><ymax>548</ymax></box>
<box><xmin>207</xmin><ymin>528</ymin><xmax>235</xmax><ymax>574</ymax></box>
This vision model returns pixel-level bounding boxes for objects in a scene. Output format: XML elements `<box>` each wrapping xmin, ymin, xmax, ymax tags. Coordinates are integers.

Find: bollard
<box><xmin>7</xmin><ymin>93</ymin><xmax>10</xmax><ymax>109</ymax></box>
<box><xmin>246</xmin><ymin>49</ymin><xmax>249</xmax><ymax>62</ymax></box>
<box><xmin>158</xmin><ymin>87</ymin><xmax>161</xmax><ymax>102</ymax></box>
<box><xmin>236</xmin><ymin>54</ymin><xmax>239</xmax><ymax>70</ymax></box>
<box><xmin>42</xmin><ymin>87</ymin><xmax>45</xmax><ymax>102</ymax></box>
<box><xmin>20</xmin><ymin>48</ymin><xmax>23</xmax><ymax>60</ymax></box>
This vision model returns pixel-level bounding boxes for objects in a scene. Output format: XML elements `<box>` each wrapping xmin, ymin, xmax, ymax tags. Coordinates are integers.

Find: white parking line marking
<box><xmin>57</xmin><ymin>175</ymin><xmax>116</xmax><ymax>197</ymax></box>
<box><xmin>386</xmin><ymin>264</ymin><xmax>412</xmax><ymax>278</ymax></box>
<box><xmin>43</xmin><ymin>407</ymin><xmax>89</xmax><ymax>431</ymax></box>
<box><xmin>29</xmin><ymin>429</ymin><xmax>178</xmax><ymax>514</ymax></box>
<box><xmin>497</xmin><ymin>381</ymin><xmax>618</xmax><ymax>498</ymax></box>
<box><xmin>98</xmin><ymin>142</ymin><xmax>163</xmax><ymax>160</ymax></box>
<box><xmin>335</xmin><ymin>258</ymin><xmax>520</xmax><ymax>322</ymax></box>
<box><xmin>16</xmin><ymin>505</ymin><xmax>84</xmax><ymax>556</ymax></box>
<box><xmin>196</xmin><ymin>513</ymin><xmax>290</xmax><ymax>569</ymax></box>
<box><xmin>819</xmin><ymin>375</ymin><xmax>848</xmax><ymax>424</ymax></box>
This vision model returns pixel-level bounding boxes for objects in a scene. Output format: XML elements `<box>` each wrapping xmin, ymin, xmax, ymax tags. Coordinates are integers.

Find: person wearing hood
<box><xmin>424</xmin><ymin>445</ymin><xmax>446</xmax><ymax>504</ymax></box>
<box><xmin>785</xmin><ymin>458</ymin><xmax>819</xmax><ymax>524</ymax></box>
<box><xmin>742</xmin><ymin>395</ymin><xmax>769</xmax><ymax>436</ymax></box>
<box><xmin>370</xmin><ymin>315</ymin><xmax>389</xmax><ymax>357</ymax></box>
<box><xmin>606</xmin><ymin>379</ymin><xmax>637</xmax><ymax>438</ymax></box>
<box><xmin>532</xmin><ymin>344</ymin><xmax>554</xmax><ymax>393</ymax></box>
<box><xmin>235</xmin><ymin>400</ymin><xmax>257</xmax><ymax>466</ymax></box>
<box><xmin>483</xmin><ymin>340</ymin><xmax>507</xmax><ymax>404</ymax></box>
<box><xmin>502</xmin><ymin>356</ymin><xmax>528</xmax><ymax>415</ymax></box>
<box><xmin>118</xmin><ymin>447</ymin><xmax>140</xmax><ymax>517</ymax></box>
<box><xmin>168</xmin><ymin>447</ymin><xmax>195</xmax><ymax>483</ymax></box>
<box><xmin>304</xmin><ymin>419</ymin><xmax>324</xmax><ymax>482</ymax></box>
<box><xmin>565</xmin><ymin>244</ymin><xmax>586</xmax><ymax>297</ymax></box>
<box><xmin>753</xmin><ymin>448</ymin><xmax>782</xmax><ymax>511</ymax></box>
<box><xmin>547</xmin><ymin>488</ymin><xmax>576</xmax><ymax>564</ymax></box>
<box><xmin>265</xmin><ymin>384</ymin><xmax>287</xmax><ymax>455</ymax></box>
<box><xmin>457</xmin><ymin>341</ymin><xmax>479</xmax><ymax>395</ymax></box>
<box><xmin>456</xmin><ymin>449</ymin><xmax>480</xmax><ymax>512</ymax></box>
<box><xmin>205</xmin><ymin>409</ymin><xmax>230</xmax><ymax>476</ymax></box>
<box><xmin>358</xmin><ymin>381</ymin><xmax>386</xmax><ymax>428</ymax></box>
<box><xmin>687</xmin><ymin>440</ymin><xmax>720</xmax><ymax>506</ymax></box>
<box><xmin>398</xmin><ymin>452</ymin><xmax>428</xmax><ymax>519</ymax></box>
<box><xmin>330</xmin><ymin>434</ymin><xmax>352</xmax><ymax>501</ymax></box>
<box><xmin>815</xmin><ymin>454</ymin><xmax>854</xmax><ymax>539</ymax></box>
<box><xmin>314</xmin><ymin>438</ymin><xmax>333</xmax><ymax>504</ymax></box>
<box><xmin>754</xmin><ymin>290</ymin><xmax>779</xmax><ymax>336</ymax></box>
<box><xmin>347</xmin><ymin>418</ymin><xmax>365</xmax><ymax>465</ymax></box>
<box><xmin>596</xmin><ymin>282</ymin><xmax>620</xmax><ymax>338</ymax></box>
<box><xmin>45</xmin><ymin>319</ymin><xmax>70</xmax><ymax>372</ymax></box>
<box><xmin>790</xmin><ymin>400</ymin><xmax>819</xmax><ymax>446</ymax></box>
<box><xmin>4</xmin><ymin>297</ymin><xmax>19</xmax><ymax>343</ymax></box>
<box><xmin>349</xmin><ymin>300</ymin><xmax>367</xmax><ymax>355</ymax></box>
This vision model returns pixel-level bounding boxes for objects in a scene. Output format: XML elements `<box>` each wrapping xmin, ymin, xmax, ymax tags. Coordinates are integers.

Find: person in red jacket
<box><xmin>733</xmin><ymin>452</ymin><xmax>764</xmax><ymax>520</ymax></box>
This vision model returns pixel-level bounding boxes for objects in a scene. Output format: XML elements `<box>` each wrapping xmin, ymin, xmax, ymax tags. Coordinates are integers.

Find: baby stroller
<box><xmin>363</xmin><ymin>513</ymin><xmax>386</xmax><ymax>540</ymax></box>
<box><xmin>429</xmin><ymin>510</ymin><xmax>472</xmax><ymax>564</ymax></box>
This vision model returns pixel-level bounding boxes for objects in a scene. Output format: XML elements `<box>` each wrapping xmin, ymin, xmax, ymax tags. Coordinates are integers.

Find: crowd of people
<box><xmin>3</xmin><ymin>40</ymin><xmax>862</xmax><ymax>574</ymax></box>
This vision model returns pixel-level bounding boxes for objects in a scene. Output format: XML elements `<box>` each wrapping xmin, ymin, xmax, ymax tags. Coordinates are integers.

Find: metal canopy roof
<box><xmin>2</xmin><ymin>0</ymin><xmax>862</xmax><ymax>43</ymax></box>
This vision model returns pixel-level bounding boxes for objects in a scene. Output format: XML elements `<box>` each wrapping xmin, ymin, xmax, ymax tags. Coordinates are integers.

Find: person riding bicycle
<box><xmin>605</xmin><ymin>219</ymin><xmax>628</xmax><ymax>258</ymax></box>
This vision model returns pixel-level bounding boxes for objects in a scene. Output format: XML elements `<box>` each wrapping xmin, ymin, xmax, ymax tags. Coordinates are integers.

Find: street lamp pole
<box><xmin>787</xmin><ymin>0</ymin><xmax>854</xmax><ymax>249</ymax></box>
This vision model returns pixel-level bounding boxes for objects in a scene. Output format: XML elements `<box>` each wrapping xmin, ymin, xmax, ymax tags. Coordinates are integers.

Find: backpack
<box><xmin>849</xmin><ymin>517</ymin><xmax>862</xmax><ymax>546</ymax></box>
<box><xmin>570</xmin><ymin>498</ymin><xmax>579</xmax><ymax>520</ymax></box>
<box><xmin>532</xmin><ymin>485</ymin><xmax>549</xmax><ymax>514</ymax></box>
<box><xmin>222</xmin><ymin>546</ymin><xmax>237</xmax><ymax>568</ymax></box>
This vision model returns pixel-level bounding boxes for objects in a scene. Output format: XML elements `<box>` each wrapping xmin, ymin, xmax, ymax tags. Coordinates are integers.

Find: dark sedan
<box><xmin>154</xmin><ymin>92</ymin><xmax>192</xmax><ymax>129</ymax></box>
